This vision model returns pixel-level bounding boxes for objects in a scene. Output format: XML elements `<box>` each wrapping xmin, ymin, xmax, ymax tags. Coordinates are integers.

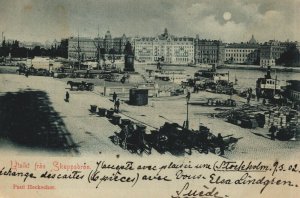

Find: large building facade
<box><xmin>67</xmin><ymin>31</ymin><xmax>130</xmax><ymax>61</ymax></box>
<box><xmin>68</xmin><ymin>37</ymin><xmax>96</xmax><ymax>60</ymax></box>
<box><xmin>225</xmin><ymin>35</ymin><xmax>260</xmax><ymax>65</ymax></box>
<box><xmin>66</xmin><ymin>31</ymin><xmax>299</xmax><ymax>66</ymax></box>
<box><xmin>194</xmin><ymin>37</ymin><xmax>225</xmax><ymax>64</ymax></box>
<box><xmin>260</xmin><ymin>40</ymin><xmax>291</xmax><ymax>66</ymax></box>
<box><xmin>134</xmin><ymin>29</ymin><xmax>194</xmax><ymax>64</ymax></box>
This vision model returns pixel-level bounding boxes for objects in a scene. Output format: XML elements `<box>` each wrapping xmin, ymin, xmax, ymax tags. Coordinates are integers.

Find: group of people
<box><xmin>113</xmin><ymin>92</ymin><xmax>120</xmax><ymax>113</ymax></box>
<box><xmin>65</xmin><ymin>91</ymin><xmax>120</xmax><ymax>112</ymax></box>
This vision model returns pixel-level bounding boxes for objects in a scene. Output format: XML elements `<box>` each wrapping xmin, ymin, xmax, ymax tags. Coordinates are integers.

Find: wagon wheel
<box><xmin>198</xmin><ymin>145</ymin><xmax>208</xmax><ymax>154</ymax></box>
<box><xmin>136</xmin><ymin>146</ymin><xmax>144</xmax><ymax>155</ymax></box>
<box><xmin>228</xmin><ymin>143</ymin><xmax>235</xmax><ymax>151</ymax></box>
<box><xmin>113</xmin><ymin>135</ymin><xmax>120</xmax><ymax>145</ymax></box>
<box><xmin>208</xmin><ymin>146</ymin><xmax>216</xmax><ymax>154</ymax></box>
<box><xmin>185</xmin><ymin>147</ymin><xmax>192</xmax><ymax>155</ymax></box>
<box><xmin>121</xmin><ymin>138</ymin><xmax>127</xmax><ymax>150</ymax></box>
<box><xmin>214</xmin><ymin>147</ymin><xmax>221</xmax><ymax>155</ymax></box>
<box><xmin>90</xmin><ymin>85</ymin><xmax>94</xmax><ymax>91</ymax></box>
<box><xmin>145</xmin><ymin>145</ymin><xmax>152</xmax><ymax>155</ymax></box>
<box><xmin>79</xmin><ymin>85</ymin><xmax>85</xmax><ymax>91</ymax></box>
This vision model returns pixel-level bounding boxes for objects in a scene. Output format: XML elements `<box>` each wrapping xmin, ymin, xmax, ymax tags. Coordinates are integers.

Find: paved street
<box><xmin>0</xmin><ymin>74</ymin><xmax>299</xmax><ymax>160</ymax></box>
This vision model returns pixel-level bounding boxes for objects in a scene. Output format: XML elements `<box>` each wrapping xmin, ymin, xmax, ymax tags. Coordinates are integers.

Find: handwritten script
<box><xmin>1</xmin><ymin>160</ymin><xmax>299</xmax><ymax>197</ymax></box>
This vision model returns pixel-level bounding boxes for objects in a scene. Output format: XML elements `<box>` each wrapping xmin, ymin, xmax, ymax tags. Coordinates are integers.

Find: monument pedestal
<box><xmin>124</xmin><ymin>54</ymin><xmax>135</xmax><ymax>72</ymax></box>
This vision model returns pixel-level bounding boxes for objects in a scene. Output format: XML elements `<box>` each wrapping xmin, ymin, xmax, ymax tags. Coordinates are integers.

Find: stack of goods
<box><xmin>264</xmin><ymin>108</ymin><xmax>298</xmax><ymax>130</ymax></box>
<box><xmin>287</xmin><ymin>110</ymin><xmax>298</xmax><ymax>129</ymax></box>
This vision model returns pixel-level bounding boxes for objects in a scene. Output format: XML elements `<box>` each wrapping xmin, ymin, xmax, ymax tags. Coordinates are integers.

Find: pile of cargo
<box><xmin>264</xmin><ymin>107</ymin><xmax>298</xmax><ymax>128</ymax></box>
<box><xmin>216</xmin><ymin>104</ymin><xmax>299</xmax><ymax>140</ymax></box>
<box><xmin>215</xmin><ymin>105</ymin><xmax>263</xmax><ymax>129</ymax></box>
<box><xmin>226</xmin><ymin>110</ymin><xmax>260</xmax><ymax>129</ymax></box>
<box><xmin>264</xmin><ymin>107</ymin><xmax>299</xmax><ymax>140</ymax></box>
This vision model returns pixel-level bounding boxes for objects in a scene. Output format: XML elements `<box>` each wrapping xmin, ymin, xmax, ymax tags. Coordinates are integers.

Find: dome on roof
<box><xmin>105</xmin><ymin>30</ymin><xmax>112</xmax><ymax>39</ymax></box>
<box><xmin>249</xmin><ymin>35</ymin><xmax>257</xmax><ymax>44</ymax></box>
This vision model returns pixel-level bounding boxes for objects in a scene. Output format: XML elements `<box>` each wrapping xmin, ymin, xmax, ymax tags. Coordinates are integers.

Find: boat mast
<box><xmin>95</xmin><ymin>25</ymin><xmax>101</xmax><ymax>70</ymax></box>
<box><xmin>274</xmin><ymin>69</ymin><xmax>277</xmax><ymax>96</ymax></box>
<box><xmin>228</xmin><ymin>71</ymin><xmax>230</xmax><ymax>83</ymax></box>
<box><xmin>77</xmin><ymin>32</ymin><xmax>81</xmax><ymax>70</ymax></box>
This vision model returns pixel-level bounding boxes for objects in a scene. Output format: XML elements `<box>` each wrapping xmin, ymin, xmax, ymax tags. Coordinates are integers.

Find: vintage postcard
<box><xmin>0</xmin><ymin>0</ymin><xmax>299</xmax><ymax>197</ymax></box>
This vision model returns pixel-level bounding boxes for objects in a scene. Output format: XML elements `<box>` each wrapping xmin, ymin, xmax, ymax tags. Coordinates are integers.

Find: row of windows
<box><xmin>136</xmin><ymin>42</ymin><xmax>193</xmax><ymax>46</ymax></box>
<box><xmin>226</xmin><ymin>54</ymin><xmax>257</xmax><ymax>58</ymax></box>
<box><xmin>139</xmin><ymin>57</ymin><xmax>152</xmax><ymax>61</ymax></box>
<box><xmin>261</xmin><ymin>59</ymin><xmax>275</xmax><ymax>63</ymax></box>
<box><xmin>225</xmin><ymin>58</ymin><xmax>256</xmax><ymax>62</ymax></box>
<box><xmin>291</xmin><ymin>92</ymin><xmax>300</xmax><ymax>100</ymax></box>
<box><xmin>261</xmin><ymin>52</ymin><xmax>281</xmax><ymax>57</ymax></box>
<box><xmin>197</xmin><ymin>55</ymin><xmax>218</xmax><ymax>59</ymax></box>
<box><xmin>225</xmin><ymin>49</ymin><xmax>256</xmax><ymax>53</ymax></box>
<box><xmin>196</xmin><ymin>50</ymin><xmax>218</xmax><ymax>54</ymax></box>
<box><xmin>175</xmin><ymin>57</ymin><xmax>190</xmax><ymax>62</ymax></box>
<box><xmin>196</xmin><ymin>59</ymin><xmax>219</xmax><ymax>63</ymax></box>
<box><xmin>196</xmin><ymin>47</ymin><xmax>219</xmax><ymax>50</ymax></box>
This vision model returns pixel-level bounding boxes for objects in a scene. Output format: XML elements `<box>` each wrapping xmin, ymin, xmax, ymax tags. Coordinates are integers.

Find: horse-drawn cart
<box><xmin>111</xmin><ymin>122</ymin><xmax>151</xmax><ymax>155</ymax></box>
<box><xmin>110</xmin><ymin>121</ymin><xmax>241</xmax><ymax>156</ymax></box>
<box><xmin>146</xmin><ymin>122</ymin><xmax>241</xmax><ymax>156</ymax></box>
<box><xmin>67</xmin><ymin>81</ymin><xmax>94</xmax><ymax>91</ymax></box>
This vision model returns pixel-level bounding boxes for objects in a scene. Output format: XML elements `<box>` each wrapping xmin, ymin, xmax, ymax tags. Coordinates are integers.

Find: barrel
<box><xmin>90</xmin><ymin>105</ymin><xmax>97</xmax><ymax>113</ymax></box>
<box><xmin>112</xmin><ymin>115</ymin><xmax>121</xmax><ymax>125</ymax></box>
<box><xmin>98</xmin><ymin>108</ymin><xmax>106</xmax><ymax>117</ymax></box>
<box><xmin>129</xmin><ymin>88</ymin><xmax>148</xmax><ymax>106</ymax></box>
<box><xmin>106</xmin><ymin>109</ymin><xmax>114</xmax><ymax>118</ymax></box>
<box><xmin>121</xmin><ymin>119</ymin><xmax>132</xmax><ymax>126</ymax></box>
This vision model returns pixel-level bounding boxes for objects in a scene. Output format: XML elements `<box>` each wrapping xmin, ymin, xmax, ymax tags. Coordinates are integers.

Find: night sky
<box><xmin>0</xmin><ymin>0</ymin><xmax>299</xmax><ymax>43</ymax></box>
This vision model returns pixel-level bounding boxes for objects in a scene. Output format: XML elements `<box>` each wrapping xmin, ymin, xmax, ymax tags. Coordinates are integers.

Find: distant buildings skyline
<box><xmin>2</xmin><ymin>28</ymin><xmax>299</xmax><ymax>51</ymax></box>
<box><xmin>63</xmin><ymin>28</ymin><xmax>300</xmax><ymax>66</ymax></box>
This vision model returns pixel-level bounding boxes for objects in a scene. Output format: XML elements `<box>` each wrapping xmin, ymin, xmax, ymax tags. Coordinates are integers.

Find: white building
<box><xmin>260</xmin><ymin>58</ymin><xmax>276</xmax><ymax>66</ymax></box>
<box><xmin>135</xmin><ymin>29</ymin><xmax>194</xmax><ymax>64</ymax></box>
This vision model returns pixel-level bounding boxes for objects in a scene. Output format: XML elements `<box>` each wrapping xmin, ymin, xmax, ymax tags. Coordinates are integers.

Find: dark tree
<box><xmin>276</xmin><ymin>44</ymin><xmax>300</xmax><ymax>67</ymax></box>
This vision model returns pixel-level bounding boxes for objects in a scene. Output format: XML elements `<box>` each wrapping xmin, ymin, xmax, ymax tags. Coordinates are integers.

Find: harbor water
<box><xmin>133</xmin><ymin>63</ymin><xmax>300</xmax><ymax>90</ymax></box>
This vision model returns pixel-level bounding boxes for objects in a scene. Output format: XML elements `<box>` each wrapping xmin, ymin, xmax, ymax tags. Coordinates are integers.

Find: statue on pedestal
<box><xmin>124</xmin><ymin>41</ymin><xmax>135</xmax><ymax>72</ymax></box>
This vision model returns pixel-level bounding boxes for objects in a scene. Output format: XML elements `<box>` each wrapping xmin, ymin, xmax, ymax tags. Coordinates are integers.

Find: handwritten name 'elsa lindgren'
<box><xmin>171</xmin><ymin>182</ymin><xmax>228</xmax><ymax>198</ymax></box>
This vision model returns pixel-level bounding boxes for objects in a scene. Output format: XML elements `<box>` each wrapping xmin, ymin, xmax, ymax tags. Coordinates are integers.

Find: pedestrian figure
<box><xmin>269</xmin><ymin>124</ymin><xmax>277</xmax><ymax>140</ymax></box>
<box><xmin>65</xmin><ymin>91</ymin><xmax>70</xmax><ymax>102</ymax></box>
<box><xmin>247</xmin><ymin>94</ymin><xmax>251</xmax><ymax>104</ymax></box>
<box><xmin>262</xmin><ymin>98</ymin><xmax>266</xmax><ymax>105</ymax></box>
<box><xmin>201</xmin><ymin>130</ymin><xmax>209</xmax><ymax>154</ymax></box>
<box><xmin>186</xmin><ymin>91</ymin><xmax>191</xmax><ymax>101</ymax></box>
<box><xmin>217</xmin><ymin>133</ymin><xmax>225</xmax><ymax>156</ymax></box>
<box><xmin>256</xmin><ymin>87</ymin><xmax>260</xmax><ymax>102</ymax></box>
<box><xmin>25</xmin><ymin>69</ymin><xmax>29</xmax><ymax>77</ymax></box>
<box><xmin>114</xmin><ymin>99</ymin><xmax>120</xmax><ymax>113</ymax></box>
<box><xmin>113</xmin><ymin>92</ymin><xmax>117</xmax><ymax>102</ymax></box>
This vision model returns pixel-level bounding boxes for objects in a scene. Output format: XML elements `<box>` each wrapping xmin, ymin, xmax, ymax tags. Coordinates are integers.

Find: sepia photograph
<box><xmin>0</xmin><ymin>0</ymin><xmax>299</xmax><ymax>197</ymax></box>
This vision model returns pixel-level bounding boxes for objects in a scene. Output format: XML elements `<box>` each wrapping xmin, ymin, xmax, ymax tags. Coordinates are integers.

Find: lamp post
<box><xmin>185</xmin><ymin>91</ymin><xmax>191</xmax><ymax>129</ymax></box>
